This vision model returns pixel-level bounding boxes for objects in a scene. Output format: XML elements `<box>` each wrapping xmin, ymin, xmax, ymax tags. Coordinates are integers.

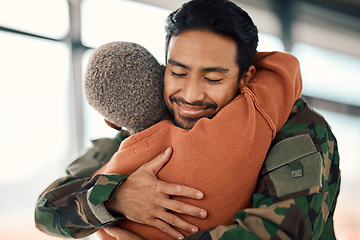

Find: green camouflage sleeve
<box><xmin>185</xmin><ymin>99</ymin><xmax>341</xmax><ymax>240</ymax></box>
<box><xmin>35</xmin><ymin>130</ymin><xmax>130</xmax><ymax>239</ymax></box>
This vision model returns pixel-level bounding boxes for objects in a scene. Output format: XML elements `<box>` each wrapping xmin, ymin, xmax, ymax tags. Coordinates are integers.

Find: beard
<box><xmin>173</xmin><ymin>114</ymin><xmax>200</xmax><ymax>130</ymax></box>
<box><xmin>167</xmin><ymin>96</ymin><xmax>217</xmax><ymax>129</ymax></box>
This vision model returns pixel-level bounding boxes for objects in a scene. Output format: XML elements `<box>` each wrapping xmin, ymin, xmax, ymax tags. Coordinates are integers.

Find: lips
<box><xmin>176</xmin><ymin>101</ymin><xmax>209</xmax><ymax>118</ymax></box>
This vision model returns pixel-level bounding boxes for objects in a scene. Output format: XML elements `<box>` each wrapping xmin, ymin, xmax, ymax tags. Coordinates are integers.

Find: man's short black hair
<box><xmin>165</xmin><ymin>0</ymin><xmax>258</xmax><ymax>77</ymax></box>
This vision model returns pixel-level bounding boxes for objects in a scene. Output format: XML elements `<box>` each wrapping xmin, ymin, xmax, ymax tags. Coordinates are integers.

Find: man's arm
<box><xmin>35</xmin><ymin>130</ymin><xmax>203</xmax><ymax>239</ymax></box>
<box><xmin>183</xmin><ymin>99</ymin><xmax>341</xmax><ymax>240</ymax></box>
<box><xmin>35</xmin><ymin>131</ymin><xmax>129</xmax><ymax>238</ymax></box>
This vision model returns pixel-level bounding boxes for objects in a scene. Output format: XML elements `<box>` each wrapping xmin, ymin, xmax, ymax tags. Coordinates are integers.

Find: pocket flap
<box><xmin>262</xmin><ymin>134</ymin><xmax>323</xmax><ymax>198</ymax></box>
<box><xmin>264</xmin><ymin>134</ymin><xmax>317</xmax><ymax>173</ymax></box>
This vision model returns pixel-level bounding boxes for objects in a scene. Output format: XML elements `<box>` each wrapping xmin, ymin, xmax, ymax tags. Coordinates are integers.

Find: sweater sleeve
<box><xmin>243</xmin><ymin>51</ymin><xmax>303</xmax><ymax>137</ymax></box>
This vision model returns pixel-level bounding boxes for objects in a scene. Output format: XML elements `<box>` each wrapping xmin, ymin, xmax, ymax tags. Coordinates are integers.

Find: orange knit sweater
<box><xmin>95</xmin><ymin>52</ymin><xmax>302</xmax><ymax>240</ymax></box>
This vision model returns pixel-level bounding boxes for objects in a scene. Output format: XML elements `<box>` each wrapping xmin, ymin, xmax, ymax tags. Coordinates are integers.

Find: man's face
<box><xmin>164</xmin><ymin>30</ymin><xmax>240</xmax><ymax>129</ymax></box>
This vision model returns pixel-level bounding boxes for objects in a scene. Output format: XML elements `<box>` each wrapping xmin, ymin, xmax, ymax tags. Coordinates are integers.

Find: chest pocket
<box><xmin>263</xmin><ymin>134</ymin><xmax>323</xmax><ymax>198</ymax></box>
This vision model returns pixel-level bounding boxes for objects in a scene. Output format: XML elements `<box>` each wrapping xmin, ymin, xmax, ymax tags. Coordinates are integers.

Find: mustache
<box><xmin>170</xmin><ymin>96</ymin><xmax>217</xmax><ymax>109</ymax></box>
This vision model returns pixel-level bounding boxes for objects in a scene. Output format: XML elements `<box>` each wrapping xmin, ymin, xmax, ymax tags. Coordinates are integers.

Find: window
<box><xmin>293</xmin><ymin>43</ymin><xmax>360</xmax><ymax>106</ymax></box>
<box><xmin>0</xmin><ymin>0</ymin><xmax>69</xmax><ymax>39</ymax></box>
<box><xmin>258</xmin><ymin>33</ymin><xmax>285</xmax><ymax>52</ymax></box>
<box><xmin>0</xmin><ymin>32</ymin><xmax>69</xmax><ymax>239</ymax></box>
<box><xmin>82</xmin><ymin>0</ymin><xmax>170</xmax><ymax>63</ymax></box>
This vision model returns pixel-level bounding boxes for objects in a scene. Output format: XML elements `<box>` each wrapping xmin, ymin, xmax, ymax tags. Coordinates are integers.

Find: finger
<box><xmin>161</xmin><ymin>182</ymin><xmax>204</xmax><ymax>200</ymax></box>
<box><xmin>159</xmin><ymin>211</ymin><xmax>199</xmax><ymax>234</ymax></box>
<box><xmin>150</xmin><ymin>218</ymin><xmax>185</xmax><ymax>240</ymax></box>
<box><xmin>103</xmin><ymin>227</ymin><xmax>120</xmax><ymax>238</ymax></box>
<box><xmin>161</xmin><ymin>198</ymin><xmax>207</xmax><ymax>219</ymax></box>
<box><xmin>143</xmin><ymin>147</ymin><xmax>172</xmax><ymax>175</ymax></box>
<box><xmin>104</xmin><ymin>227</ymin><xmax>143</xmax><ymax>240</ymax></box>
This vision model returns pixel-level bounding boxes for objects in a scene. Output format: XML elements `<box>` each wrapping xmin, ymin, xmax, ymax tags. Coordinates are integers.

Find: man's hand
<box><xmin>105</xmin><ymin>147</ymin><xmax>207</xmax><ymax>240</ymax></box>
<box><xmin>103</xmin><ymin>227</ymin><xmax>143</xmax><ymax>240</ymax></box>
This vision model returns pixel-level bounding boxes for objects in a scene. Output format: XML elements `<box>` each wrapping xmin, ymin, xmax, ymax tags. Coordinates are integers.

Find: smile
<box><xmin>176</xmin><ymin>102</ymin><xmax>209</xmax><ymax>118</ymax></box>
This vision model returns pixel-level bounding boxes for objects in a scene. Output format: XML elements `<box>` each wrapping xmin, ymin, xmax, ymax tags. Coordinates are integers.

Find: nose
<box><xmin>182</xmin><ymin>76</ymin><xmax>205</xmax><ymax>104</ymax></box>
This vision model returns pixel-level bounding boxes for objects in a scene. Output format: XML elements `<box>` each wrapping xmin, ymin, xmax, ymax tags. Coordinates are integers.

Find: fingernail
<box><xmin>191</xmin><ymin>227</ymin><xmax>198</xmax><ymax>233</ymax></box>
<box><xmin>200</xmin><ymin>209</ymin><xmax>207</xmax><ymax>218</ymax></box>
<box><xmin>178</xmin><ymin>235</ymin><xmax>184</xmax><ymax>240</ymax></box>
<box><xmin>196</xmin><ymin>192</ymin><xmax>203</xmax><ymax>199</ymax></box>
<box><xmin>165</xmin><ymin>147</ymin><xmax>171</xmax><ymax>154</ymax></box>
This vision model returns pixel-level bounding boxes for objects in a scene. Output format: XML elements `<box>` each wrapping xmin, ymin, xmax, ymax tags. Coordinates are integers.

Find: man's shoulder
<box><xmin>253</xmin><ymin>98</ymin><xmax>340</xmax><ymax>239</ymax></box>
<box><xmin>260</xmin><ymin>98</ymin><xmax>340</xmax><ymax>199</ymax></box>
<box><xmin>275</xmin><ymin>98</ymin><xmax>334</xmax><ymax>143</ymax></box>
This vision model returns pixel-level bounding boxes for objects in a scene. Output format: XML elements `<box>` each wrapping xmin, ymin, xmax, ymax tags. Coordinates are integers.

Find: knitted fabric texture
<box><xmin>84</xmin><ymin>41</ymin><xmax>166</xmax><ymax>134</ymax></box>
<box><xmin>95</xmin><ymin>52</ymin><xmax>303</xmax><ymax>240</ymax></box>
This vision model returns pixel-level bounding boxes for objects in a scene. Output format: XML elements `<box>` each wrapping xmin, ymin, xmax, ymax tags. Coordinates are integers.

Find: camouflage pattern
<box><xmin>35</xmin><ymin>130</ymin><xmax>130</xmax><ymax>238</ymax></box>
<box><xmin>34</xmin><ymin>99</ymin><xmax>340</xmax><ymax>240</ymax></box>
<box><xmin>184</xmin><ymin>98</ymin><xmax>341</xmax><ymax>240</ymax></box>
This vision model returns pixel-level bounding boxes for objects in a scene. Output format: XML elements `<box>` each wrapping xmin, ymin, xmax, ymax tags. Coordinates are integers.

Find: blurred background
<box><xmin>0</xmin><ymin>0</ymin><xmax>359</xmax><ymax>239</ymax></box>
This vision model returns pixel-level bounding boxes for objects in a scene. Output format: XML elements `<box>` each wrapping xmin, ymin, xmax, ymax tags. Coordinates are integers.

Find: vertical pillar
<box><xmin>271</xmin><ymin>0</ymin><xmax>294</xmax><ymax>52</ymax></box>
<box><xmin>67</xmin><ymin>0</ymin><xmax>86</xmax><ymax>156</ymax></box>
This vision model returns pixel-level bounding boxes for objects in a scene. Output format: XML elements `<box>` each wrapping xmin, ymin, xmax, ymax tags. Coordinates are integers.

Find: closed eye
<box><xmin>172</xmin><ymin>72</ymin><xmax>187</xmax><ymax>77</ymax></box>
<box><xmin>205</xmin><ymin>77</ymin><xmax>222</xmax><ymax>83</ymax></box>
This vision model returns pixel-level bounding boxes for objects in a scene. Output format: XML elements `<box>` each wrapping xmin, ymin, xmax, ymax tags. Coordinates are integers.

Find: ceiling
<box><xmin>331</xmin><ymin>0</ymin><xmax>360</xmax><ymax>11</ymax></box>
<box><xmin>132</xmin><ymin>0</ymin><xmax>360</xmax><ymax>32</ymax></box>
<box><xmin>131</xmin><ymin>0</ymin><xmax>360</xmax><ymax>57</ymax></box>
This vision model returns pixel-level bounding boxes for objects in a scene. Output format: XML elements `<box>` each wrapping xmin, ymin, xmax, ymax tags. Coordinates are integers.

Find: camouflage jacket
<box><xmin>35</xmin><ymin>98</ymin><xmax>341</xmax><ymax>240</ymax></box>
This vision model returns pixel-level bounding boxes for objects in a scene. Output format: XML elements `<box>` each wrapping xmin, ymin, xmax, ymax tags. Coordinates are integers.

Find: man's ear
<box><xmin>240</xmin><ymin>65</ymin><xmax>256</xmax><ymax>86</ymax></box>
<box><xmin>104</xmin><ymin>119</ymin><xmax>122</xmax><ymax>131</ymax></box>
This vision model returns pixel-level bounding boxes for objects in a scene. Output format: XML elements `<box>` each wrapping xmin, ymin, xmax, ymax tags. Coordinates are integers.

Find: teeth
<box><xmin>177</xmin><ymin>103</ymin><xmax>207</xmax><ymax>117</ymax></box>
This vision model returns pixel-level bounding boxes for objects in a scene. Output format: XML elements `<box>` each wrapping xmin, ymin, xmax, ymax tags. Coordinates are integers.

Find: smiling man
<box><xmin>164</xmin><ymin>31</ymin><xmax>246</xmax><ymax>130</ymax></box>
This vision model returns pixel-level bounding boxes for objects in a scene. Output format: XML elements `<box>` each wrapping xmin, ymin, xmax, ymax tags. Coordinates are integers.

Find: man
<box><xmin>35</xmin><ymin>0</ymin><xmax>340</xmax><ymax>239</ymax></box>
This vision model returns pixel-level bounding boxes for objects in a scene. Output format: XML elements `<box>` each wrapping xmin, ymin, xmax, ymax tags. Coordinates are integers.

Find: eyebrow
<box><xmin>168</xmin><ymin>59</ymin><xmax>229</xmax><ymax>73</ymax></box>
<box><xmin>168</xmin><ymin>59</ymin><xmax>189</xmax><ymax>70</ymax></box>
<box><xmin>203</xmin><ymin>67</ymin><xmax>229</xmax><ymax>73</ymax></box>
